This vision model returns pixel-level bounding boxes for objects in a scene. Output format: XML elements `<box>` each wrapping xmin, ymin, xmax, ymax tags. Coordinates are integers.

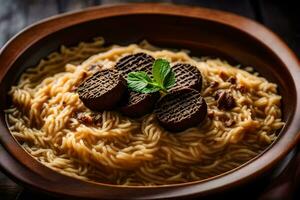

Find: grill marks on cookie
<box><xmin>77</xmin><ymin>69</ymin><xmax>126</xmax><ymax>111</ymax></box>
<box><xmin>171</xmin><ymin>63</ymin><xmax>202</xmax><ymax>91</ymax></box>
<box><xmin>120</xmin><ymin>91</ymin><xmax>160</xmax><ymax>118</ymax></box>
<box><xmin>156</xmin><ymin>92</ymin><xmax>201</xmax><ymax>123</ymax></box>
<box><xmin>127</xmin><ymin>91</ymin><xmax>148</xmax><ymax>105</ymax></box>
<box><xmin>78</xmin><ymin>70</ymin><xmax>120</xmax><ymax>98</ymax></box>
<box><xmin>155</xmin><ymin>89</ymin><xmax>207</xmax><ymax>132</ymax></box>
<box><xmin>115</xmin><ymin>53</ymin><xmax>155</xmax><ymax>77</ymax></box>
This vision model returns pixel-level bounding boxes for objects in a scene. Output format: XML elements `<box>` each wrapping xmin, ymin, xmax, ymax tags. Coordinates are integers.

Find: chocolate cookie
<box><xmin>115</xmin><ymin>52</ymin><xmax>154</xmax><ymax>77</ymax></box>
<box><xmin>120</xmin><ymin>91</ymin><xmax>160</xmax><ymax>118</ymax></box>
<box><xmin>77</xmin><ymin>69</ymin><xmax>126</xmax><ymax>111</ymax></box>
<box><xmin>171</xmin><ymin>63</ymin><xmax>202</xmax><ymax>91</ymax></box>
<box><xmin>154</xmin><ymin>88</ymin><xmax>207</xmax><ymax>132</ymax></box>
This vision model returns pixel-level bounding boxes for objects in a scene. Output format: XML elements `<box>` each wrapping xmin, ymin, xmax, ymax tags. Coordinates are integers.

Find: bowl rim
<box><xmin>0</xmin><ymin>3</ymin><xmax>300</xmax><ymax>199</ymax></box>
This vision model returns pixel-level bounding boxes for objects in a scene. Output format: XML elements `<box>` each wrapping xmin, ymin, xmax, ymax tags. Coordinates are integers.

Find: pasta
<box><xmin>5</xmin><ymin>38</ymin><xmax>284</xmax><ymax>185</ymax></box>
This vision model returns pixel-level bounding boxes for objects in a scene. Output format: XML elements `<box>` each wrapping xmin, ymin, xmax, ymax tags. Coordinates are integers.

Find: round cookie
<box><xmin>154</xmin><ymin>88</ymin><xmax>207</xmax><ymax>132</ymax></box>
<box><xmin>115</xmin><ymin>52</ymin><xmax>154</xmax><ymax>77</ymax></box>
<box><xmin>77</xmin><ymin>69</ymin><xmax>126</xmax><ymax>111</ymax></box>
<box><xmin>120</xmin><ymin>91</ymin><xmax>160</xmax><ymax>118</ymax></box>
<box><xmin>171</xmin><ymin>63</ymin><xmax>202</xmax><ymax>91</ymax></box>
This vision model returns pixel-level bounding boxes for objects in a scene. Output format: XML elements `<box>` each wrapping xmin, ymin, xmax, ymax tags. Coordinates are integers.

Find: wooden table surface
<box><xmin>0</xmin><ymin>0</ymin><xmax>299</xmax><ymax>199</ymax></box>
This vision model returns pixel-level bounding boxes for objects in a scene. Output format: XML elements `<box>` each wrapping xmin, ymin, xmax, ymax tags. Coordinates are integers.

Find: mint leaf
<box><xmin>164</xmin><ymin>70</ymin><xmax>176</xmax><ymax>89</ymax></box>
<box><xmin>126</xmin><ymin>58</ymin><xmax>176</xmax><ymax>94</ymax></box>
<box><xmin>140</xmin><ymin>84</ymin><xmax>161</xmax><ymax>93</ymax></box>
<box><xmin>127</xmin><ymin>72</ymin><xmax>160</xmax><ymax>93</ymax></box>
<box><xmin>152</xmin><ymin>59</ymin><xmax>171</xmax><ymax>87</ymax></box>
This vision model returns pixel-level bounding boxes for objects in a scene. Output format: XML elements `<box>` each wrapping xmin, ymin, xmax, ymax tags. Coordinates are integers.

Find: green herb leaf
<box><xmin>139</xmin><ymin>84</ymin><xmax>161</xmax><ymax>93</ymax></box>
<box><xmin>127</xmin><ymin>58</ymin><xmax>176</xmax><ymax>94</ymax></box>
<box><xmin>127</xmin><ymin>72</ymin><xmax>160</xmax><ymax>93</ymax></box>
<box><xmin>152</xmin><ymin>59</ymin><xmax>171</xmax><ymax>87</ymax></box>
<box><xmin>164</xmin><ymin>70</ymin><xmax>176</xmax><ymax>89</ymax></box>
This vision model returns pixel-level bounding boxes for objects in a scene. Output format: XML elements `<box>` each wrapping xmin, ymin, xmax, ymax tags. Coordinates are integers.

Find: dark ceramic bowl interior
<box><xmin>0</xmin><ymin>4</ymin><xmax>299</xmax><ymax>200</ymax></box>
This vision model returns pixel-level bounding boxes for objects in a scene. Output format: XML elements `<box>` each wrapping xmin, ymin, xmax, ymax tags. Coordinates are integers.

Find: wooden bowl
<box><xmin>0</xmin><ymin>3</ymin><xmax>299</xmax><ymax>199</ymax></box>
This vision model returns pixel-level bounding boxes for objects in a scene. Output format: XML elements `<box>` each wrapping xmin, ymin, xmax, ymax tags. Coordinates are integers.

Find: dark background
<box><xmin>0</xmin><ymin>0</ymin><xmax>299</xmax><ymax>199</ymax></box>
